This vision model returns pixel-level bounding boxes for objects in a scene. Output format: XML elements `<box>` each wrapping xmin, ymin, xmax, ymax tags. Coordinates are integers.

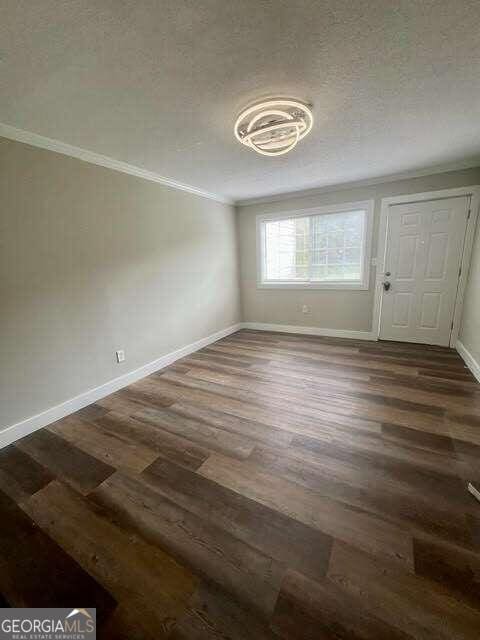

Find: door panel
<box><xmin>379</xmin><ymin>196</ymin><xmax>469</xmax><ymax>346</ymax></box>
<box><xmin>425</xmin><ymin>233</ymin><xmax>448</xmax><ymax>278</ymax></box>
<box><xmin>397</xmin><ymin>235</ymin><xmax>418</xmax><ymax>278</ymax></box>
<box><xmin>419</xmin><ymin>292</ymin><xmax>441</xmax><ymax>329</ymax></box>
<box><xmin>392</xmin><ymin>293</ymin><xmax>411</xmax><ymax>327</ymax></box>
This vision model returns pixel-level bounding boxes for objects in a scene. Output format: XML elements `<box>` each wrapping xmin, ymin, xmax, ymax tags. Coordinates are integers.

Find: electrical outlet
<box><xmin>116</xmin><ymin>349</ymin><xmax>125</xmax><ymax>363</ymax></box>
<box><xmin>302</xmin><ymin>305</ymin><xmax>310</xmax><ymax>314</ymax></box>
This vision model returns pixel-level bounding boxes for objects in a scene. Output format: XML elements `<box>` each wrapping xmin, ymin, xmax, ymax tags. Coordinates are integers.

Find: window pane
<box><xmin>326</xmin><ymin>265</ymin><xmax>346</xmax><ymax>279</ymax></box>
<box><xmin>262</xmin><ymin>208</ymin><xmax>365</xmax><ymax>284</ymax></box>
<box><xmin>264</xmin><ymin>216</ymin><xmax>309</xmax><ymax>280</ymax></box>
<box><xmin>311</xmin><ymin>210</ymin><xmax>364</xmax><ymax>281</ymax></box>
<box><xmin>345</xmin><ymin>247</ymin><xmax>361</xmax><ymax>263</ymax></box>
<box><xmin>327</xmin><ymin>228</ymin><xmax>344</xmax><ymax>248</ymax></box>
<box><xmin>311</xmin><ymin>248</ymin><xmax>327</xmax><ymax>265</ymax></box>
<box><xmin>311</xmin><ymin>264</ymin><xmax>327</xmax><ymax>279</ymax></box>
<box><xmin>327</xmin><ymin>248</ymin><xmax>344</xmax><ymax>265</ymax></box>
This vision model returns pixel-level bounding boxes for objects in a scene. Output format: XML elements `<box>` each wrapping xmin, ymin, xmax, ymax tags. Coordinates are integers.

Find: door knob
<box><xmin>383</xmin><ymin>281</ymin><xmax>391</xmax><ymax>291</ymax></box>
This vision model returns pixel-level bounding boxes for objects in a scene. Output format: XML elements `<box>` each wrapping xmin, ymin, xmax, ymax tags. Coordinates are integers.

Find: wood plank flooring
<box><xmin>1</xmin><ymin>329</ymin><xmax>480</xmax><ymax>639</ymax></box>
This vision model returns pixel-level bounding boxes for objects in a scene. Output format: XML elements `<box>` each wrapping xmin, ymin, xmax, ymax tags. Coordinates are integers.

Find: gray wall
<box><xmin>2</xmin><ymin>136</ymin><xmax>479</xmax><ymax>433</ymax></box>
<box><xmin>0</xmin><ymin>137</ymin><xmax>240</xmax><ymax>430</ymax></box>
<box><xmin>237</xmin><ymin>168</ymin><xmax>480</xmax><ymax>332</ymax></box>
<box><xmin>460</xmin><ymin>220</ymin><xmax>480</xmax><ymax>364</ymax></box>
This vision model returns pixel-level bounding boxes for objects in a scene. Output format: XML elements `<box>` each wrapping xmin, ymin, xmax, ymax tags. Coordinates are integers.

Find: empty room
<box><xmin>2</xmin><ymin>1</ymin><xmax>480</xmax><ymax>638</ymax></box>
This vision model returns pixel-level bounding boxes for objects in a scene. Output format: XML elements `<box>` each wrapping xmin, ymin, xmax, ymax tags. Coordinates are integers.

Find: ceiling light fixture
<box><xmin>234</xmin><ymin>98</ymin><xmax>313</xmax><ymax>156</ymax></box>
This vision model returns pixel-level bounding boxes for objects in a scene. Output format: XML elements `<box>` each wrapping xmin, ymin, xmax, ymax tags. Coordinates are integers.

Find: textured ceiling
<box><xmin>1</xmin><ymin>1</ymin><xmax>480</xmax><ymax>202</ymax></box>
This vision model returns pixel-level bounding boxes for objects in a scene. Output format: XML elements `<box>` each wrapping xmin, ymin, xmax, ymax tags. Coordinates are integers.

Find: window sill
<box><xmin>257</xmin><ymin>281</ymin><xmax>369</xmax><ymax>291</ymax></box>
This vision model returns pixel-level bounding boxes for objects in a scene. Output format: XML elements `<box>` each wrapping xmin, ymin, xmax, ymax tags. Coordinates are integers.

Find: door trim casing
<box><xmin>373</xmin><ymin>186</ymin><xmax>480</xmax><ymax>347</ymax></box>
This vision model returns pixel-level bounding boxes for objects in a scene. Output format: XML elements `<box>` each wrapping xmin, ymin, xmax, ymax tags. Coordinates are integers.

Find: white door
<box><xmin>379</xmin><ymin>196</ymin><xmax>470</xmax><ymax>346</ymax></box>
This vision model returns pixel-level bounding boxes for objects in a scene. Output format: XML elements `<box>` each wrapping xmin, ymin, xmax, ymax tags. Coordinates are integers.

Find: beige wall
<box><xmin>2</xmin><ymin>136</ymin><xmax>479</xmax><ymax>432</ymax></box>
<box><xmin>0</xmin><ymin>137</ymin><xmax>240</xmax><ymax>430</ymax></box>
<box><xmin>460</xmin><ymin>220</ymin><xmax>480</xmax><ymax>365</ymax></box>
<box><xmin>237</xmin><ymin>168</ymin><xmax>480</xmax><ymax>332</ymax></box>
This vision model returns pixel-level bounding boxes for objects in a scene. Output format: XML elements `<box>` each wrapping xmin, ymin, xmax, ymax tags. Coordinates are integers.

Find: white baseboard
<box><xmin>468</xmin><ymin>482</ymin><xmax>480</xmax><ymax>503</ymax></box>
<box><xmin>456</xmin><ymin>340</ymin><xmax>480</xmax><ymax>383</ymax></box>
<box><xmin>0</xmin><ymin>323</ymin><xmax>242</xmax><ymax>450</ymax></box>
<box><xmin>240</xmin><ymin>322</ymin><xmax>376</xmax><ymax>341</ymax></box>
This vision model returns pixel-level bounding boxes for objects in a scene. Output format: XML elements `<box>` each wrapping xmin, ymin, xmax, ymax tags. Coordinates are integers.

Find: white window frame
<box><xmin>256</xmin><ymin>199</ymin><xmax>374</xmax><ymax>290</ymax></box>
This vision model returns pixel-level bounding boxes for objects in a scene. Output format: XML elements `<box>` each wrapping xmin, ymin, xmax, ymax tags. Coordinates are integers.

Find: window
<box><xmin>257</xmin><ymin>201</ymin><xmax>373</xmax><ymax>289</ymax></box>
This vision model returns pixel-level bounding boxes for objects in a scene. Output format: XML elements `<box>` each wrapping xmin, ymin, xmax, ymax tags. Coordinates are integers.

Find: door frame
<box><xmin>372</xmin><ymin>185</ymin><xmax>480</xmax><ymax>347</ymax></box>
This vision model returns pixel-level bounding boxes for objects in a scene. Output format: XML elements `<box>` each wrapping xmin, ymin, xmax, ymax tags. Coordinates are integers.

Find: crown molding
<box><xmin>3</xmin><ymin>121</ymin><xmax>479</xmax><ymax>208</ymax></box>
<box><xmin>0</xmin><ymin>122</ymin><xmax>233</xmax><ymax>205</ymax></box>
<box><xmin>235</xmin><ymin>160</ymin><xmax>480</xmax><ymax>207</ymax></box>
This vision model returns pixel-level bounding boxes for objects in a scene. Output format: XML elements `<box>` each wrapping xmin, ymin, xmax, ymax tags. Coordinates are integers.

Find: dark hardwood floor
<box><xmin>1</xmin><ymin>329</ymin><xmax>480</xmax><ymax>639</ymax></box>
